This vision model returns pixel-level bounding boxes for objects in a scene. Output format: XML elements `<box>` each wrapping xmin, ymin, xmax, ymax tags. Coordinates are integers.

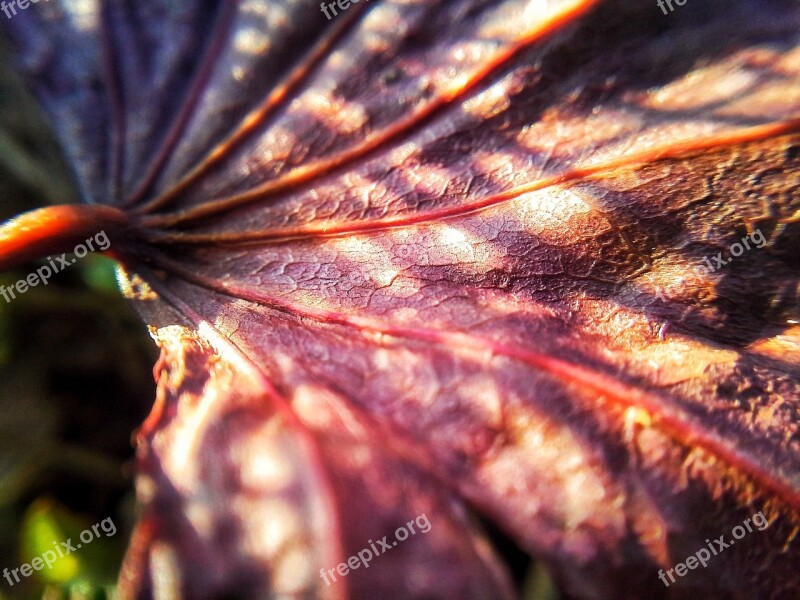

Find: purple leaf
<box><xmin>1</xmin><ymin>0</ymin><xmax>799</xmax><ymax>598</ymax></box>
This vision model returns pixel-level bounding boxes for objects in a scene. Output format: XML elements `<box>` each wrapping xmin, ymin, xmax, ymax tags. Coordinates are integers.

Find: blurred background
<box><xmin>0</xmin><ymin>46</ymin><xmax>156</xmax><ymax>600</ymax></box>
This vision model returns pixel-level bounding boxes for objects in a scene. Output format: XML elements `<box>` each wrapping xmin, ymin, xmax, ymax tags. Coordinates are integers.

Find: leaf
<box><xmin>1</xmin><ymin>0</ymin><xmax>800</xmax><ymax>598</ymax></box>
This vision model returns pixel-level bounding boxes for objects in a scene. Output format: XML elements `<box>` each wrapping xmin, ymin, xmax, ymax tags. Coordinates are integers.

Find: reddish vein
<box><xmin>132</xmin><ymin>0</ymin><xmax>373</xmax><ymax>215</ymax></box>
<box><xmin>123</xmin><ymin>0</ymin><xmax>240</xmax><ymax>206</ymax></box>
<box><xmin>144</xmin><ymin>119</ymin><xmax>800</xmax><ymax>245</ymax></box>
<box><xmin>136</xmin><ymin>250</ymin><xmax>800</xmax><ymax>512</ymax></box>
<box><xmin>137</xmin><ymin>0</ymin><xmax>602</xmax><ymax>226</ymax></box>
<box><xmin>143</xmin><ymin>277</ymin><xmax>350</xmax><ymax>600</ymax></box>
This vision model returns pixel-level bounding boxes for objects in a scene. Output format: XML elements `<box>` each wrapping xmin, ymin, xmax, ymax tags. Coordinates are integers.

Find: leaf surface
<box><xmin>2</xmin><ymin>0</ymin><xmax>800</xmax><ymax>598</ymax></box>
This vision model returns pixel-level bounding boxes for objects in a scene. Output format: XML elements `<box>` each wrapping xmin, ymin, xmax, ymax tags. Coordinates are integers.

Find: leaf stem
<box><xmin>0</xmin><ymin>205</ymin><xmax>129</xmax><ymax>271</ymax></box>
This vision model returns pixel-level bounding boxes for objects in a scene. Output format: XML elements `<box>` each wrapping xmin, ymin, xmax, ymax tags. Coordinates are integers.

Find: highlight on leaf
<box><xmin>0</xmin><ymin>1</ymin><xmax>799</xmax><ymax>599</ymax></box>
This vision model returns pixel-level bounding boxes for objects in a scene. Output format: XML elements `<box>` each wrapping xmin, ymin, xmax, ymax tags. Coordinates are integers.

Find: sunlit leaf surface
<box><xmin>1</xmin><ymin>0</ymin><xmax>799</xmax><ymax>598</ymax></box>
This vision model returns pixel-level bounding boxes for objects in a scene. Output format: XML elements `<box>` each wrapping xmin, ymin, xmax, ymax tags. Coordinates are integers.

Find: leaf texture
<box><xmin>2</xmin><ymin>0</ymin><xmax>800</xmax><ymax>598</ymax></box>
